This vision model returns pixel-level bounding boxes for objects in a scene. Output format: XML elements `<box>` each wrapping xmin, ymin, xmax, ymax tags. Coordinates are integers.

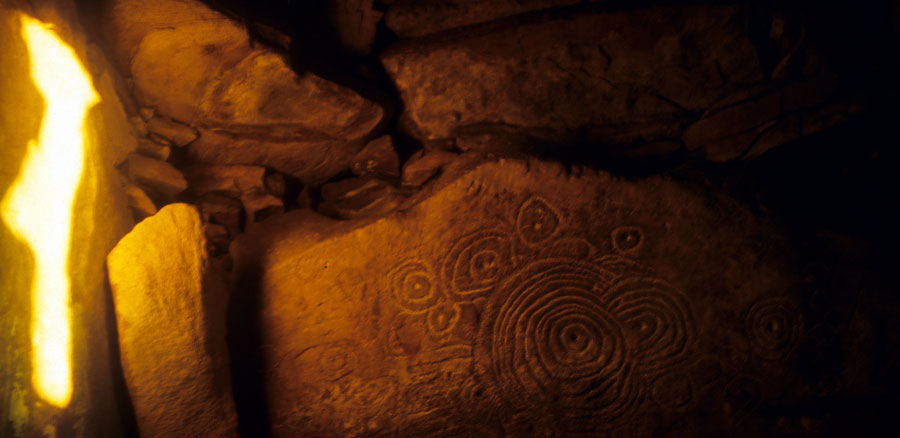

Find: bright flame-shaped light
<box><xmin>0</xmin><ymin>14</ymin><xmax>100</xmax><ymax>408</ymax></box>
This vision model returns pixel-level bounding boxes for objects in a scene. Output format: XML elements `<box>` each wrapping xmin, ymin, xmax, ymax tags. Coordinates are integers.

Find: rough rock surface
<box><xmin>351</xmin><ymin>135</ymin><xmax>401</xmax><ymax>179</ymax></box>
<box><xmin>382</xmin><ymin>4</ymin><xmax>852</xmax><ymax>161</ymax></box>
<box><xmin>383</xmin><ymin>6</ymin><xmax>762</xmax><ymax>142</ymax></box>
<box><xmin>126</xmin><ymin>153</ymin><xmax>188</xmax><ymax>198</ymax></box>
<box><xmin>100</xmin><ymin>0</ymin><xmax>383</xmax><ymax>183</ymax></box>
<box><xmin>230</xmin><ymin>158</ymin><xmax>845</xmax><ymax>437</ymax></box>
<box><xmin>401</xmin><ymin>149</ymin><xmax>459</xmax><ymax>187</ymax></box>
<box><xmin>186</xmin><ymin>163</ymin><xmax>284</xmax><ymax>224</ymax></box>
<box><xmin>186</xmin><ymin>128</ymin><xmax>369</xmax><ymax>184</ymax></box>
<box><xmin>319</xmin><ymin>176</ymin><xmax>402</xmax><ymax>219</ymax></box>
<box><xmin>107</xmin><ymin>204</ymin><xmax>238</xmax><ymax>438</ymax></box>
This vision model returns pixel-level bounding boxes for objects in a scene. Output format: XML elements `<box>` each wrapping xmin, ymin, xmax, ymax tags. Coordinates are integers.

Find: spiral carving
<box><xmin>746</xmin><ymin>297</ymin><xmax>801</xmax><ymax>360</ymax></box>
<box><xmin>476</xmin><ymin>260</ymin><xmax>640</xmax><ymax>428</ymax></box>
<box><xmin>441</xmin><ymin>229</ymin><xmax>513</xmax><ymax>301</ymax></box>
<box><xmin>606</xmin><ymin>278</ymin><xmax>695</xmax><ymax>375</ymax></box>
<box><xmin>389</xmin><ymin>260</ymin><xmax>440</xmax><ymax>313</ymax></box>
<box><xmin>517</xmin><ymin>196</ymin><xmax>562</xmax><ymax>245</ymax></box>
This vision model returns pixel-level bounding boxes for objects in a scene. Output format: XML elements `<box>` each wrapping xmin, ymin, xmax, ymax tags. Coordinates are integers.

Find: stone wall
<box><xmin>2</xmin><ymin>0</ymin><xmax>898</xmax><ymax>436</ymax></box>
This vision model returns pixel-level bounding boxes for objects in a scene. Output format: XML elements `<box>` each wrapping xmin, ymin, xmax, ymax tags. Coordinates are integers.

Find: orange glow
<box><xmin>0</xmin><ymin>14</ymin><xmax>100</xmax><ymax>407</ymax></box>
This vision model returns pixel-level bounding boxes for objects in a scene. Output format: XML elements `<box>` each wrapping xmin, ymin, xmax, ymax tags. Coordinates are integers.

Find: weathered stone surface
<box><xmin>129</xmin><ymin>115</ymin><xmax>148</xmax><ymax>137</ymax></box>
<box><xmin>104</xmin><ymin>0</ymin><xmax>381</xmax><ymax>132</ymax></box>
<box><xmin>382</xmin><ymin>5</ymin><xmax>763</xmax><ymax>145</ymax></box>
<box><xmin>125</xmin><ymin>183</ymin><xmax>158</xmax><ymax>219</ymax></box>
<box><xmin>187</xmin><ymin>164</ymin><xmax>284</xmax><ymax>224</ymax></box>
<box><xmin>265</xmin><ymin>172</ymin><xmax>287</xmax><ymax>198</ymax></box>
<box><xmin>205</xmin><ymin>222</ymin><xmax>231</xmax><ymax>255</ymax></box>
<box><xmin>243</xmin><ymin>191</ymin><xmax>285</xmax><ymax>223</ymax></box>
<box><xmin>146</xmin><ymin>116</ymin><xmax>198</xmax><ymax>147</ymax></box>
<box><xmin>139</xmin><ymin>106</ymin><xmax>155</xmax><ymax>120</ymax></box>
<box><xmin>93</xmin><ymin>70</ymin><xmax>138</xmax><ymax>166</ymax></box>
<box><xmin>136</xmin><ymin>137</ymin><xmax>171</xmax><ymax>160</ymax></box>
<box><xmin>185</xmin><ymin>164</ymin><xmax>267</xmax><ymax>199</ymax></box>
<box><xmin>108</xmin><ymin>203</ymin><xmax>238</xmax><ymax>438</ymax></box>
<box><xmin>351</xmin><ymin>135</ymin><xmax>401</xmax><ymax>179</ymax></box>
<box><xmin>197</xmin><ymin>193</ymin><xmax>244</xmax><ymax>234</ymax></box>
<box><xmin>319</xmin><ymin>176</ymin><xmax>403</xmax><ymax>219</ymax></box>
<box><xmin>101</xmin><ymin>0</ymin><xmax>383</xmax><ymax>183</ymax></box>
<box><xmin>401</xmin><ymin>149</ymin><xmax>459</xmax><ymax>187</ymax></box>
<box><xmin>681</xmin><ymin>70</ymin><xmax>853</xmax><ymax>161</ymax></box>
<box><xmin>232</xmin><ymin>158</ymin><xmax>823</xmax><ymax>437</ymax></box>
<box><xmin>385</xmin><ymin>0</ymin><xmax>585</xmax><ymax>37</ymax></box>
<box><xmin>127</xmin><ymin>153</ymin><xmax>188</xmax><ymax>198</ymax></box>
<box><xmin>187</xmin><ymin>128</ymin><xmax>368</xmax><ymax>184</ymax></box>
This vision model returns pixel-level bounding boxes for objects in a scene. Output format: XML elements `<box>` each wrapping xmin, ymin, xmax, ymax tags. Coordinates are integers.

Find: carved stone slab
<box><xmin>232</xmin><ymin>158</ymin><xmax>805</xmax><ymax>437</ymax></box>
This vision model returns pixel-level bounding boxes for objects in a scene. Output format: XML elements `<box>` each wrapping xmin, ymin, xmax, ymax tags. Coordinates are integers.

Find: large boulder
<box><xmin>96</xmin><ymin>0</ymin><xmax>383</xmax><ymax>183</ymax></box>
<box><xmin>382</xmin><ymin>4</ymin><xmax>854</xmax><ymax>161</ymax></box>
<box><xmin>107</xmin><ymin>204</ymin><xmax>238</xmax><ymax>438</ymax></box>
<box><xmin>231</xmin><ymin>157</ymin><xmax>832</xmax><ymax>437</ymax></box>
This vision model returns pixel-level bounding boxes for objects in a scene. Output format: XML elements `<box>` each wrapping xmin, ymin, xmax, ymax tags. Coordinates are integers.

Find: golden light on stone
<box><xmin>0</xmin><ymin>14</ymin><xmax>100</xmax><ymax>408</ymax></box>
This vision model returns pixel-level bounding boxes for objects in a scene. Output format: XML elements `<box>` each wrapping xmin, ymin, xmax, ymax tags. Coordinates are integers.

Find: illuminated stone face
<box><xmin>230</xmin><ymin>159</ymin><xmax>800</xmax><ymax>437</ymax></box>
<box><xmin>0</xmin><ymin>14</ymin><xmax>100</xmax><ymax>408</ymax></box>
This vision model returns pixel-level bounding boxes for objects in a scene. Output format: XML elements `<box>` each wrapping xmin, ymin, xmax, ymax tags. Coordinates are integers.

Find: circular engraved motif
<box><xmin>606</xmin><ymin>278</ymin><xmax>695</xmax><ymax>375</ymax></box>
<box><xmin>611</xmin><ymin>226</ymin><xmax>644</xmax><ymax>254</ymax></box>
<box><xmin>745</xmin><ymin>297</ymin><xmax>802</xmax><ymax>360</ymax></box>
<box><xmin>389</xmin><ymin>260</ymin><xmax>440</xmax><ymax>313</ymax></box>
<box><xmin>516</xmin><ymin>196</ymin><xmax>562</xmax><ymax>245</ymax></box>
<box><xmin>293</xmin><ymin>340</ymin><xmax>359</xmax><ymax>382</ymax></box>
<box><xmin>427</xmin><ymin>302</ymin><xmax>461</xmax><ymax>337</ymax></box>
<box><xmin>441</xmin><ymin>229</ymin><xmax>513</xmax><ymax>301</ymax></box>
<box><xmin>476</xmin><ymin>260</ymin><xmax>640</xmax><ymax>429</ymax></box>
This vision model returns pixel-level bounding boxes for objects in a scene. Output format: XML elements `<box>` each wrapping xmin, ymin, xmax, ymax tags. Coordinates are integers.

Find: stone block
<box><xmin>107</xmin><ymin>204</ymin><xmax>239</xmax><ymax>438</ymax></box>
<box><xmin>382</xmin><ymin>5</ymin><xmax>762</xmax><ymax>146</ymax></box>
<box><xmin>232</xmin><ymin>158</ymin><xmax>804</xmax><ymax>437</ymax></box>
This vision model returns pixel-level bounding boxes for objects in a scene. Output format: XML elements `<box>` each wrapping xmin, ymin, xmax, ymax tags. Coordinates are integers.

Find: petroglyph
<box><xmin>746</xmin><ymin>297</ymin><xmax>802</xmax><ymax>360</ymax></box>
<box><xmin>516</xmin><ymin>196</ymin><xmax>562</xmax><ymax>245</ymax></box>
<box><xmin>233</xmin><ymin>159</ymin><xmax>802</xmax><ymax>437</ymax></box>
<box><xmin>389</xmin><ymin>259</ymin><xmax>441</xmax><ymax>313</ymax></box>
<box><xmin>441</xmin><ymin>229</ymin><xmax>513</xmax><ymax>301</ymax></box>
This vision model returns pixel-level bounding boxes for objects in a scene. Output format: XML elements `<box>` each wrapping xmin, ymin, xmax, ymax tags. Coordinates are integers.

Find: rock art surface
<box><xmin>232</xmin><ymin>158</ymin><xmax>815</xmax><ymax>437</ymax></box>
<box><xmin>108</xmin><ymin>204</ymin><xmax>238</xmax><ymax>438</ymax></box>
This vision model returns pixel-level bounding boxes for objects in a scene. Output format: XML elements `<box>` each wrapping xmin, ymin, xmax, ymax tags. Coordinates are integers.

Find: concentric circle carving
<box><xmin>606</xmin><ymin>278</ymin><xmax>695</xmax><ymax>375</ymax></box>
<box><xmin>611</xmin><ymin>226</ymin><xmax>644</xmax><ymax>254</ymax></box>
<box><xmin>476</xmin><ymin>260</ymin><xmax>640</xmax><ymax>427</ymax></box>
<box><xmin>516</xmin><ymin>196</ymin><xmax>562</xmax><ymax>245</ymax></box>
<box><xmin>427</xmin><ymin>302</ymin><xmax>461</xmax><ymax>337</ymax></box>
<box><xmin>389</xmin><ymin>260</ymin><xmax>440</xmax><ymax>313</ymax></box>
<box><xmin>441</xmin><ymin>229</ymin><xmax>513</xmax><ymax>301</ymax></box>
<box><xmin>745</xmin><ymin>297</ymin><xmax>801</xmax><ymax>360</ymax></box>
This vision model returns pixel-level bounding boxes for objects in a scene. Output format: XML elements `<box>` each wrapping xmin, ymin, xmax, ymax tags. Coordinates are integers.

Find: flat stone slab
<box><xmin>108</xmin><ymin>204</ymin><xmax>238</xmax><ymax>438</ymax></box>
<box><xmin>233</xmin><ymin>158</ymin><xmax>810</xmax><ymax>437</ymax></box>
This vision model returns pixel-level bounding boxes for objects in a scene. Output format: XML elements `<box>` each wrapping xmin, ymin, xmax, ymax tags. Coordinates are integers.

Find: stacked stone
<box><xmin>82</xmin><ymin>1</ymin><xmax>887</xmax><ymax>437</ymax></box>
